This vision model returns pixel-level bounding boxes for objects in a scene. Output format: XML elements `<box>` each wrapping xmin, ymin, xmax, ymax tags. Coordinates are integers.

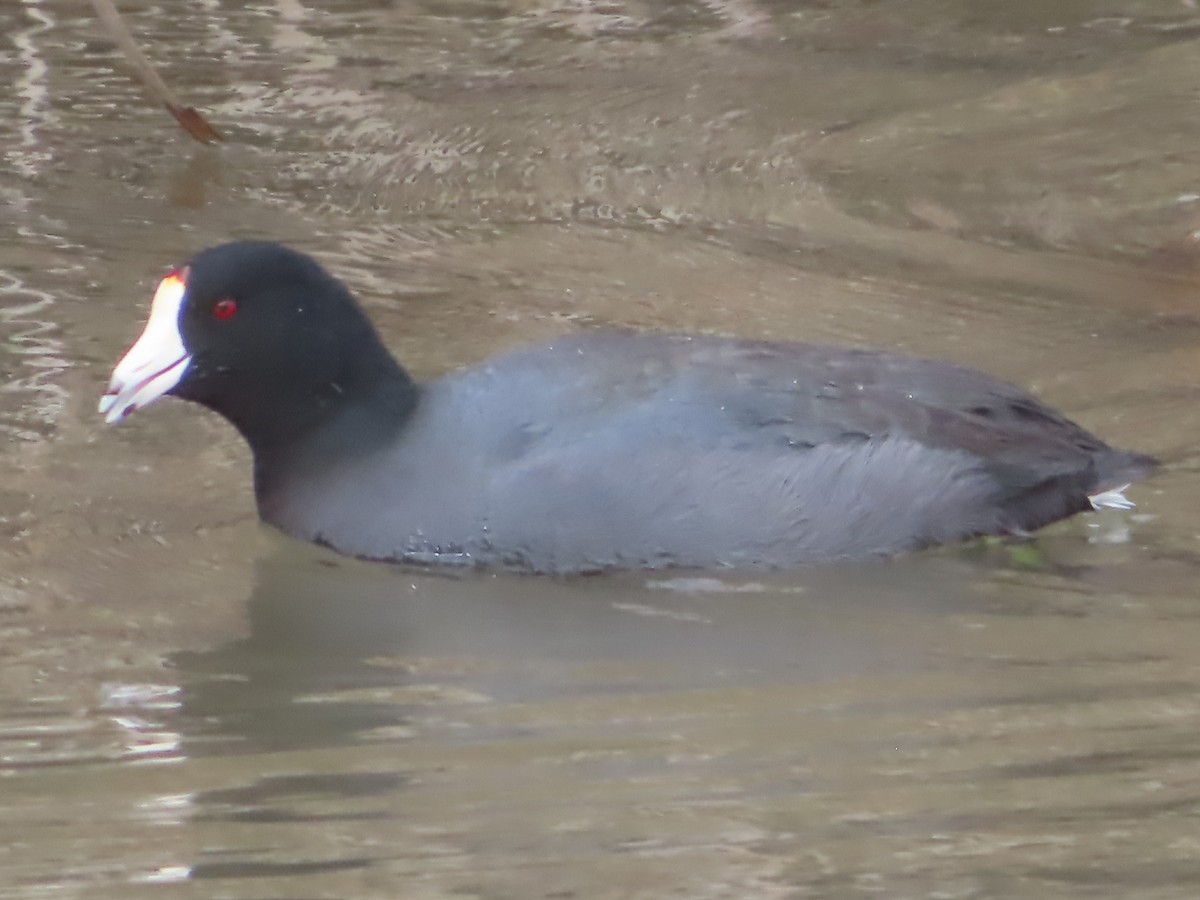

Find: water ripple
<box><xmin>0</xmin><ymin>269</ymin><xmax>69</xmax><ymax>440</ymax></box>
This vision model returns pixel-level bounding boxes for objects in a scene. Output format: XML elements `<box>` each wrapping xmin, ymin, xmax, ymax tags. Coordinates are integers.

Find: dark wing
<box><xmin>514</xmin><ymin>331</ymin><xmax>1155</xmax><ymax>529</ymax></box>
<box><xmin>474</xmin><ymin>329</ymin><xmax>1155</xmax><ymax>523</ymax></box>
<box><xmin>649</xmin><ymin>334</ymin><xmax>1155</xmax><ymax>529</ymax></box>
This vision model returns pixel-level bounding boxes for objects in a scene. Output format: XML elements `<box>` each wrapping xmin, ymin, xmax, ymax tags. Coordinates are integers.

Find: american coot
<box><xmin>99</xmin><ymin>241</ymin><xmax>1156</xmax><ymax>573</ymax></box>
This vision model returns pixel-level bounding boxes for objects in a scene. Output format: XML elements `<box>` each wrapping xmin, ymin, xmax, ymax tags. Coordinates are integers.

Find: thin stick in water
<box><xmin>89</xmin><ymin>0</ymin><xmax>223</xmax><ymax>144</ymax></box>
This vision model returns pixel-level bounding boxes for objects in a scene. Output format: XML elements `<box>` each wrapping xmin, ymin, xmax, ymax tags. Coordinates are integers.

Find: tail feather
<box><xmin>994</xmin><ymin>448</ymin><xmax>1157</xmax><ymax>536</ymax></box>
<box><xmin>1093</xmin><ymin>449</ymin><xmax>1158</xmax><ymax>493</ymax></box>
<box><xmin>1088</xmin><ymin>484</ymin><xmax>1134</xmax><ymax>511</ymax></box>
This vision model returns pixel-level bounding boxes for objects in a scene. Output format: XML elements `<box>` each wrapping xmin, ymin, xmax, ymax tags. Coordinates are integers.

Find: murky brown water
<box><xmin>3</xmin><ymin>0</ymin><xmax>1200</xmax><ymax>896</ymax></box>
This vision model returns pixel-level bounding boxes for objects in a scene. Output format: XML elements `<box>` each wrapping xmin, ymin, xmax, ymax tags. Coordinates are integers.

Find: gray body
<box><xmin>257</xmin><ymin>331</ymin><xmax>1151</xmax><ymax>572</ymax></box>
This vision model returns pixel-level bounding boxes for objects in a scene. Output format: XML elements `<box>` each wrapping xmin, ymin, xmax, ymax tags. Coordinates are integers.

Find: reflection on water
<box><xmin>1</xmin><ymin>0</ymin><xmax>1200</xmax><ymax>896</ymax></box>
<box><xmin>7</xmin><ymin>547</ymin><xmax>1200</xmax><ymax>896</ymax></box>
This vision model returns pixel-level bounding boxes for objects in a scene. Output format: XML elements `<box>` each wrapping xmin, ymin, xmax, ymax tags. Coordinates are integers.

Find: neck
<box><xmin>212</xmin><ymin>348</ymin><xmax>421</xmax><ymax>503</ymax></box>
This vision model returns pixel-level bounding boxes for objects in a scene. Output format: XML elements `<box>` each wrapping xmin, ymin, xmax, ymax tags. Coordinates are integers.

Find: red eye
<box><xmin>213</xmin><ymin>298</ymin><xmax>238</xmax><ymax>320</ymax></box>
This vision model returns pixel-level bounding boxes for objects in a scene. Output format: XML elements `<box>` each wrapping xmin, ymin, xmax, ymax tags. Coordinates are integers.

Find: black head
<box><xmin>101</xmin><ymin>241</ymin><xmax>413</xmax><ymax>456</ymax></box>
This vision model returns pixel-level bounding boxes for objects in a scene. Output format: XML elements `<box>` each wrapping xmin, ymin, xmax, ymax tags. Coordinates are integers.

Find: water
<box><xmin>2</xmin><ymin>0</ymin><xmax>1200</xmax><ymax>896</ymax></box>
